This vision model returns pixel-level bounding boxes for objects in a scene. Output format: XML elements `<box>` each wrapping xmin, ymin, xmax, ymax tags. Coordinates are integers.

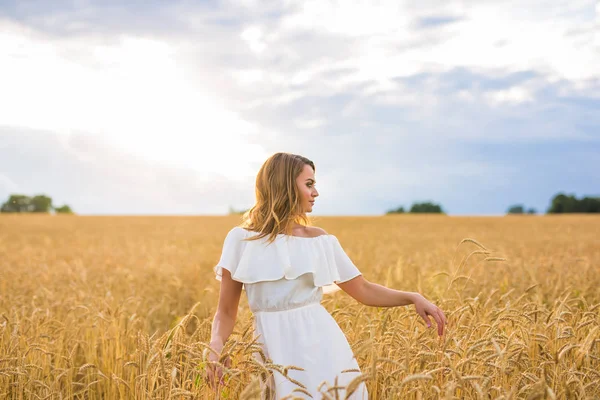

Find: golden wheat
<box><xmin>0</xmin><ymin>214</ymin><xmax>599</xmax><ymax>398</ymax></box>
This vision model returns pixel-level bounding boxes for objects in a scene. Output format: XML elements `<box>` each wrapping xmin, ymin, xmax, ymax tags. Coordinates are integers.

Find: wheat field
<box><xmin>0</xmin><ymin>215</ymin><xmax>599</xmax><ymax>399</ymax></box>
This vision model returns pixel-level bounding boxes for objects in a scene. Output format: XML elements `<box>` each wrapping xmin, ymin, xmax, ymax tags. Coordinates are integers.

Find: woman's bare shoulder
<box><xmin>305</xmin><ymin>226</ymin><xmax>328</xmax><ymax>237</ymax></box>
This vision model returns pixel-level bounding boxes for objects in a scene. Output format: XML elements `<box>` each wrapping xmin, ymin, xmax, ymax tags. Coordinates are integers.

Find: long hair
<box><xmin>240</xmin><ymin>152</ymin><xmax>315</xmax><ymax>244</ymax></box>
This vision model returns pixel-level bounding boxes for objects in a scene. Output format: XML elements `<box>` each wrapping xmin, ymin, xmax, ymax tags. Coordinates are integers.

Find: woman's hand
<box><xmin>204</xmin><ymin>342</ymin><xmax>231</xmax><ymax>389</ymax></box>
<box><xmin>413</xmin><ymin>294</ymin><xmax>447</xmax><ymax>336</ymax></box>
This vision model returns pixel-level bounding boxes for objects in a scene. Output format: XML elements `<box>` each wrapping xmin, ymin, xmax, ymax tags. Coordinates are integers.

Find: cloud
<box><xmin>0</xmin><ymin>0</ymin><xmax>598</xmax><ymax>215</ymax></box>
<box><xmin>0</xmin><ymin>17</ymin><xmax>269</xmax><ymax>178</ymax></box>
<box><xmin>0</xmin><ymin>127</ymin><xmax>256</xmax><ymax>214</ymax></box>
<box><xmin>415</xmin><ymin>15</ymin><xmax>465</xmax><ymax>29</ymax></box>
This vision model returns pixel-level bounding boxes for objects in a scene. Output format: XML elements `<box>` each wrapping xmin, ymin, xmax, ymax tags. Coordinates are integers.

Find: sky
<box><xmin>0</xmin><ymin>0</ymin><xmax>599</xmax><ymax>216</ymax></box>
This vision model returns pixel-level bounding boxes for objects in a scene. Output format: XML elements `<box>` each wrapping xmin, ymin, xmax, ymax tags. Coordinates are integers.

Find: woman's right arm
<box><xmin>209</xmin><ymin>268</ymin><xmax>243</xmax><ymax>355</ymax></box>
<box><xmin>206</xmin><ymin>269</ymin><xmax>243</xmax><ymax>387</ymax></box>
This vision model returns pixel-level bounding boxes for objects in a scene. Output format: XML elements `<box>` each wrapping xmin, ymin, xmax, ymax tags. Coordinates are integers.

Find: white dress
<box><xmin>214</xmin><ymin>227</ymin><xmax>369</xmax><ymax>399</ymax></box>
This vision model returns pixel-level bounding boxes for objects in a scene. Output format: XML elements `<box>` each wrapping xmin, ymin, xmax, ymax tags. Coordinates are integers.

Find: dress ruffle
<box><xmin>214</xmin><ymin>227</ymin><xmax>361</xmax><ymax>287</ymax></box>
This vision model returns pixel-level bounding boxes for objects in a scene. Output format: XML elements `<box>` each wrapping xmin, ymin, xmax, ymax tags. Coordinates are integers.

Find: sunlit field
<box><xmin>1</xmin><ymin>215</ymin><xmax>599</xmax><ymax>399</ymax></box>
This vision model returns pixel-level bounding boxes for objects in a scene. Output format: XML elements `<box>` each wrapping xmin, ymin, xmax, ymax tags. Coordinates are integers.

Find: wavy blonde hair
<box><xmin>240</xmin><ymin>152</ymin><xmax>315</xmax><ymax>244</ymax></box>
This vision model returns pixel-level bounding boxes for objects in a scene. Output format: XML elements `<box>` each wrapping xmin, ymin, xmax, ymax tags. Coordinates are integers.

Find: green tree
<box><xmin>54</xmin><ymin>205</ymin><xmax>74</xmax><ymax>214</ymax></box>
<box><xmin>386</xmin><ymin>206</ymin><xmax>405</xmax><ymax>214</ymax></box>
<box><xmin>409</xmin><ymin>202</ymin><xmax>444</xmax><ymax>213</ymax></box>
<box><xmin>527</xmin><ymin>208</ymin><xmax>537</xmax><ymax>214</ymax></box>
<box><xmin>1</xmin><ymin>194</ymin><xmax>34</xmax><ymax>213</ymax></box>
<box><xmin>507</xmin><ymin>204</ymin><xmax>524</xmax><ymax>214</ymax></box>
<box><xmin>547</xmin><ymin>193</ymin><xmax>600</xmax><ymax>213</ymax></box>
<box><xmin>1</xmin><ymin>194</ymin><xmax>72</xmax><ymax>214</ymax></box>
<box><xmin>579</xmin><ymin>196</ymin><xmax>600</xmax><ymax>213</ymax></box>
<box><xmin>548</xmin><ymin>193</ymin><xmax>568</xmax><ymax>213</ymax></box>
<box><xmin>31</xmin><ymin>195</ymin><xmax>53</xmax><ymax>212</ymax></box>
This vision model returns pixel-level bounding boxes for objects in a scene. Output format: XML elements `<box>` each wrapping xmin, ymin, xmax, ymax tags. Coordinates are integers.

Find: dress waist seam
<box><xmin>252</xmin><ymin>301</ymin><xmax>321</xmax><ymax>314</ymax></box>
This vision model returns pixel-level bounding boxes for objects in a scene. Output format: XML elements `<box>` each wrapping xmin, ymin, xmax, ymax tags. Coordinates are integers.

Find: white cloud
<box><xmin>1</xmin><ymin>1</ymin><xmax>598</xmax><ymax>215</ymax></box>
<box><xmin>235</xmin><ymin>69</ymin><xmax>265</xmax><ymax>84</ymax></box>
<box><xmin>241</xmin><ymin>25</ymin><xmax>267</xmax><ymax>54</ymax></box>
<box><xmin>485</xmin><ymin>86</ymin><xmax>535</xmax><ymax>106</ymax></box>
<box><xmin>0</xmin><ymin>18</ymin><xmax>268</xmax><ymax>180</ymax></box>
<box><xmin>281</xmin><ymin>1</ymin><xmax>410</xmax><ymax>37</ymax></box>
<box><xmin>0</xmin><ymin>128</ymin><xmax>257</xmax><ymax>214</ymax></box>
<box><xmin>243</xmin><ymin>0</ymin><xmax>600</xmax><ymax>108</ymax></box>
<box><xmin>293</xmin><ymin>118</ymin><xmax>326</xmax><ymax>130</ymax></box>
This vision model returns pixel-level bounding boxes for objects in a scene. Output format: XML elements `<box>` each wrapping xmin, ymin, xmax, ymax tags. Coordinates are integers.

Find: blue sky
<box><xmin>0</xmin><ymin>0</ymin><xmax>598</xmax><ymax>215</ymax></box>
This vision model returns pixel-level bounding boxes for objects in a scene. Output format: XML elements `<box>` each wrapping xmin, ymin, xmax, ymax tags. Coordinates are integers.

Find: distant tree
<box><xmin>31</xmin><ymin>195</ymin><xmax>53</xmax><ymax>212</ymax></box>
<box><xmin>547</xmin><ymin>193</ymin><xmax>600</xmax><ymax>213</ymax></box>
<box><xmin>1</xmin><ymin>194</ymin><xmax>73</xmax><ymax>214</ymax></box>
<box><xmin>548</xmin><ymin>193</ymin><xmax>576</xmax><ymax>213</ymax></box>
<box><xmin>548</xmin><ymin>193</ymin><xmax>568</xmax><ymax>213</ymax></box>
<box><xmin>54</xmin><ymin>205</ymin><xmax>74</xmax><ymax>214</ymax></box>
<box><xmin>386</xmin><ymin>206</ymin><xmax>405</xmax><ymax>214</ymax></box>
<box><xmin>409</xmin><ymin>202</ymin><xmax>444</xmax><ymax>214</ymax></box>
<box><xmin>507</xmin><ymin>204</ymin><xmax>539</xmax><ymax>215</ymax></box>
<box><xmin>386</xmin><ymin>202</ymin><xmax>444</xmax><ymax>214</ymax></box>
<box><xmin>507</xmin><ymin>204</ymin><xmax>525</xmax><ymax>214</ymax></box>
<box><xmin>1</xmin><ymin>194</ymin><xmax>35</xmax><ymax>213</ymax></box>
<box><xmin>579</xmin><ymin>196</ymin><xmax>600</xmax><ymax>213</ymax></box>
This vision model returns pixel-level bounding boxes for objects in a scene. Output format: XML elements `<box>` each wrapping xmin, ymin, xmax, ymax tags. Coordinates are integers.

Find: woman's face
<box><xmin>295</xmin><ymin>164</ymin><xmax>319</xmax><ymax>213</ymax></box>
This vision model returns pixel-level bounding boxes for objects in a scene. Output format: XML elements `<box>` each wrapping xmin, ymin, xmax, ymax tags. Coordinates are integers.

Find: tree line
<box><xmin>0</xmin><ymin>194</ymin><xmax>74</xmax><ymax>214</ymax></box>
<box><xmin>506</xmin><ymin>193</ymin><xmax>600</xmax><ymax>214</ymax></box>
<box><xmin>386</xmin><ymin>201</ymin><xmax>444</xmax><ymax>214</ymax></box>
<box><xmin>2</xmin><ymin>192</ymin><xmax>598</xmax><ymax>215</ymax></box>
<box><xmin>386</xmin><ymin>193</ymin><xmax>600</xmax><ymax>215</ymax></box>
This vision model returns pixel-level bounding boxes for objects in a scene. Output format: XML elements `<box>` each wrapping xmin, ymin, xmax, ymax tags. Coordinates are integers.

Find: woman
<box><xmin>207</xmin><ymin>153</ymin><xmax>447</xmax><ymax>399</ymax></box>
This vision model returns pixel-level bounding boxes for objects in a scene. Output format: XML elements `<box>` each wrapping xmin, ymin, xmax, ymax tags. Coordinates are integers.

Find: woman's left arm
<box><xmin>337</xmin><ymin>275</ymin><xmax>447</xmax><ymax>336</ymax></box>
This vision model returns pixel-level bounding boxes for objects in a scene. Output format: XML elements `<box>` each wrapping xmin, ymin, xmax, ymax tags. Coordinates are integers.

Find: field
<box><xmin>1</xmin><ymin>215</ymin><xmax>599</xmax><ymax>399</ymax></box>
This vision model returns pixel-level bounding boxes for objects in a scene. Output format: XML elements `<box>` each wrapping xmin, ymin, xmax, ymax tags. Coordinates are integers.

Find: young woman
<box><xmin>207</xmin><ymin>153</ymin><xmax>447</xmax><ymax>399</ymax></box>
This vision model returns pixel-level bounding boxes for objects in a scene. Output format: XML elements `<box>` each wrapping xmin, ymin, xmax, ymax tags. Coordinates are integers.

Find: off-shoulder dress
<box><xmin>214</xmin><ymin>226</ymin><xmax>369</xmax><ymax>399</ymax></box>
